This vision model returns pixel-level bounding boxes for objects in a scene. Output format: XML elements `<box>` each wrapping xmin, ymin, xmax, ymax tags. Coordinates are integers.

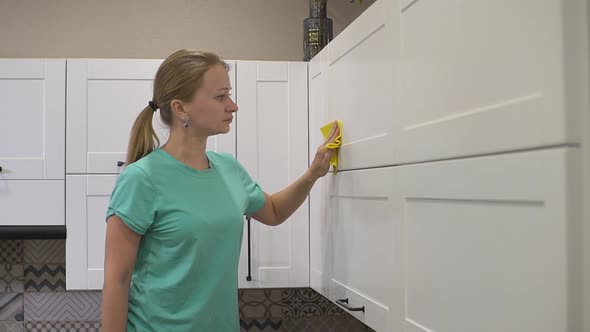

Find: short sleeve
<box><xmin>234</xmin><ymin>158</ymin><xmax>266</xmax><ymax>215</ymax></box>
<box><xmin>105</xmin><ymin>164</ymin><xmax>157</xmax><ymax>235</ymax></box>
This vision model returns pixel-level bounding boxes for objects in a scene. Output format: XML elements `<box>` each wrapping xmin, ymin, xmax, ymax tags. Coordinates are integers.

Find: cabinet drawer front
<box><xmin>398</xmin><ymin>148</ymin><xmax>574</xmax><ymax>332</ymax></box>
<box><xmin>0</xmin><ymin>180</ymin><xmax>64</xmax><ymax>226</ymax></box>
<box><xmin>331</xmin><ymin>280</ymin><xmax>391</xmax><ymax>332</ymax></box>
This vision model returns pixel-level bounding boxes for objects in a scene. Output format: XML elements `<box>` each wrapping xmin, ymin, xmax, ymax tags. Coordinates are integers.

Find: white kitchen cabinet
<box><xmin>65</xmin><ymin>59</ymin><xmax>238</xmax><ymax>289</ymax></box>
<box><xmin>66</xmin><ymin>59</ymin><xmax>237</xmax><ymax>174</ymax></box>
<box><xmin>236</xmin><ymin>61</ymin><xmax>309</xmax><ymax>288</ymax></box>
<box><xmin>65</xmin><ymin>145</ymin><xmax>239</xmax><ymax>290</ymax></box>
<box><xmin>324</xmin><ymin>0</ymin><xmax>400</xmax><ymax>171</ymax></box>
<box><xmin>0</xmin><ymin>59</ymin><xmax>66</xmax><ymax>227</ymax></box>
<box><xmin>66</xmin><ymin>174</ymin><xmax>115</xmax><ymax>290</ymax></box>
<box><xmin>325</xmin><ymin>167</ymin><xmax>403</xmax><ymax>332</ymax></box>
<box><xmin>398</xmin><ymin>148</ymin><xmax>583</xmax><ymax>332</ymax></box>
<box><xmin>396</xmin><ymin>0</ymin><xmax>589</xmax><ymax>163</ymax></box>
<box><xmin>0</xmin><ymin>181</ymin><xmax>64</xmax><ymax>227</ymax></box>
<box><xmin>0</xmin><ymin>59</ymin><xmax>66</xmax><ymax>180</ymax></box>
<box><xmin>308</xmin><ymin>48</ymin><xmax>332</xmax><ymax>298</ymax></box>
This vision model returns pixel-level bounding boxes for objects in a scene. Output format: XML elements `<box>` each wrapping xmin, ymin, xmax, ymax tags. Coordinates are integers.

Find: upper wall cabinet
<box><xmin>324</xmin><ymin>0</ymin><xmax>400</xmax><ymax>171</ymax></box>
<box><xmin>66</xmin><ymin>59</ymin><xmax>237</xmax><ymax>174</ymax></box>
<box><xmin>236</xmin><ymin>61</ymin><xmax>309</xmax><ymax>288</ymax></box>
<box><xmin>396</xmin><ymin>0</ymin><xmax>588</xmax><ymax>163</ymax></box>
<box><xmin>0</xmin><ymin>59</ymin><xmax>66</xmax><ymax>180</ymax></box>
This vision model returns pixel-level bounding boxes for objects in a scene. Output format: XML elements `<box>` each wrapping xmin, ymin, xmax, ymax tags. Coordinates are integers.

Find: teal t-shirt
<box><xmin>105</xmin><ymin>148</ymin><xmax>266</xmax><ymax>332</ymax></box>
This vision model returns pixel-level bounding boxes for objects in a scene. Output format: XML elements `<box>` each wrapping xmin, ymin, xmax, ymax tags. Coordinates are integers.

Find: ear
<box><xmin>170</xmin><ymin>99</ymin><xmax>188</xmax><ymax>119</ymax></box>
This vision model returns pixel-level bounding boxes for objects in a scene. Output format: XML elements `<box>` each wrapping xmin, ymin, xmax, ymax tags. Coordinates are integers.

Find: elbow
<box><xmin>269</xmin><ymin>200</ymin><xmax>283</xmax><ymax>226</ymax></box>
<box><xmin>270</xmin><ymin>218</ymin><xmax>283</xmax><ymax>227</ymax></box>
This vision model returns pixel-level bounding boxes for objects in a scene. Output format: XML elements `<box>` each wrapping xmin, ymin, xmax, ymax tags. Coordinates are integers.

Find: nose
<box><xmin>228</xmin><ymin>97</ymin><xmax>238</xmax><ymax>113</ymax></box>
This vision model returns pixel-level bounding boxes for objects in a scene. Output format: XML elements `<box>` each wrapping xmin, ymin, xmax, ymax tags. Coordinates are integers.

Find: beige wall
<box><xmin>0</xmin><ymin>0</ymin><xmax>375</xmax><ymax>60</ymax></box>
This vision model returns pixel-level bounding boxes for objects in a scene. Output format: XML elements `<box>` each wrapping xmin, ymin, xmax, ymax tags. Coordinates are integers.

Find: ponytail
<box><xmin>126</xmin><ymin>105</ymin><xmax>160</xmax><ymax>165</ymax></box>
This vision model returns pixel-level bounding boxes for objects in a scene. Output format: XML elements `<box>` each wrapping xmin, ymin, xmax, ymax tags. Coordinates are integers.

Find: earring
<box><xmin>183</xmin><ymin>118</ymin><xmax>190</xmax><ymax>128</ymax></box>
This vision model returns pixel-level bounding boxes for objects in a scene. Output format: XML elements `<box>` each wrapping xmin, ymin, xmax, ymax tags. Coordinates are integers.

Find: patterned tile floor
<box><xmin>0</xmin><ymin>240</ymin><xmax>374</xmax><ymax>331</ymax></box>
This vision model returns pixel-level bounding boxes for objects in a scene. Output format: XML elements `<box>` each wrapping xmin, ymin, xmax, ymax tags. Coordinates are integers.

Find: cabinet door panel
<box><xmin>325</xmin><ymin>0</ymin><xmax>400</xmax><ymax>170</ymax></box>
<box><xmin>397</xmin><ymin>0</ymin><xmax>584</xmax><ymax>163</ymax></box>
<box><xmin>67</xmin><ymin>59</ymin><xmax>236</xmax><ymax>174</ymax></box>
<box><xmin>327</xmin><ymin>167</ymin><xmax>403</xmax><ymax>332</ymax></box>
<box><xmin>0</xmin><ymin>59</ymin><xmax>65</xmax><ymax>180</ymax></box>
<box><xmin>236</xmin><ymin>61</ymin><xmax>309</xmax><ymax>288</ymax></box>
<box><xmin>398</xmin><ymin>148</ymin><xmax>574</xmax><ymax>332</ymax></box>
<box><xmin>66</xmin><ymin>175</ymin><xmax>116</xmax><ymax>290</ymax></box>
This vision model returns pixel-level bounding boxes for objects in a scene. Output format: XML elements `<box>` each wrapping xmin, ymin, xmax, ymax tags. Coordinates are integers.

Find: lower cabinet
<box><xmin>0</xmin><ymin>180</ymin><xmax>64</xmax><ymax>226</ymax></box>
<box><xmin>311</xmin><ymin>147</ymin><xmax>582</xmax><ymax>332</ymax></box>
<box><xmin>397</xmin><ymin>148</ymin><xmax>579</xmax><ymax>332</ymax></box>
<box><xmin>236</xmin><ymin>60</ymin><xmax>310</xmax><ymax>289</ymax></box>
<box><xmin>66</xmin><ymin>175</ymin><xmax>115</xmax><ymax>290</ymax></box>
<box><xmin>325</xmin><ymin>167</ymin><xmax>404</xmax><ymax>332</ymax></box>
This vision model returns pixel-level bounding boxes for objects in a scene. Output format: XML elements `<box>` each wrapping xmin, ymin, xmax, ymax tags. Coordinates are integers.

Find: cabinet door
<box><xmin>326</xmin><ymin>167</ymin><xmax>403</xmax><ymax>332</ymax></box>
<box><xmin>325</xmin><ymin>0</ymin><xmax>401</xmax><ymax>171</ymax></box>
<box><xmin>398</xmin><ymin>148</ymin><xmax>576</xmax><ymax>332</ymax></box>
<box><xmin>236</xmin><ymin>61</ymin><xmax>309</xmax><ymax>288</ymax></box>
<box><xmin>0</xmin><ymin>59</ymin><xmax>65</xmax><ymax>180</ymax></box>
<box><xmin>308</xmin><ymin>50</ymin><xmax>332</xmax><ymax>298</ymax></box>
<box><xmin>66</xmin><ymin>59</ymin><xmax>237</xmax><ymax>174</ymax></box>
<box><xmin>66</xmin><ymin>174</ymin><xmax>116</xmax><ymax>290</ymax></box>
<box><xmin>397</xmin><ymin>0</ymin><xmax>586</xmax><ymax>163</ymax></box>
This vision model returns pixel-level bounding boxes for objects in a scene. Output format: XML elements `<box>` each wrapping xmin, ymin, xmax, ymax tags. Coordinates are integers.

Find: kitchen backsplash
<box><xmin>0</xmin><ymin>240</ymin><xmax>374</xmax><ymax>332</ymax></box>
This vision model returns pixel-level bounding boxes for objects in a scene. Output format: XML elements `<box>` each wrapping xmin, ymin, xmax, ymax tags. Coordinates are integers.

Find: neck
<box><xmin>161</xmin><ymin>128</ymin><xmax>210</xmax><ymax>170</ymax></box>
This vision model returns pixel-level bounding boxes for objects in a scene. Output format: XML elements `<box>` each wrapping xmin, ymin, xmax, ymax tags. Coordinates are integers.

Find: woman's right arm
<box><xmin>102</xmin><ymin>215</ymin><xmax>142</xmax><ymax>332</ymax></box>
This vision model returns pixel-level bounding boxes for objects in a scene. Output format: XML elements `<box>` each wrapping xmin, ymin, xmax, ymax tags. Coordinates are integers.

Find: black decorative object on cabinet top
<box><xmin>304</xmin><ymin>0</ymin><xmax>333</xmax><ymax>61</ymax></box>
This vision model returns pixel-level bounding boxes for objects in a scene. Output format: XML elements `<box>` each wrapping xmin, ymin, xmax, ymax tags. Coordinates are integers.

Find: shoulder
<box><xmin>125</xmin><ymin>150</ymin><xmax>162</xmax><ymax>177</ymax></box>
<box><xmin>119</xmin><ymin>163</ymin><xmax>148</xmax><ymax>179</ymax></box>
<box><xmin>116</xmin><ymin>156</ymin><xmax>157</xmax><ymax>192</ymax></box>
<box><xmin>116</xmin><ymin>164</ymin><xmax>153</xmax><ymax>189</ymax></box>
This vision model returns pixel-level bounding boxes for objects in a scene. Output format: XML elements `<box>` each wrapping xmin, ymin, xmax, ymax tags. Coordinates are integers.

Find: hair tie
<box><xmin>148</xmin><ymin>101</ymin><xmax>159</xmax><ymax>112</ymax></box>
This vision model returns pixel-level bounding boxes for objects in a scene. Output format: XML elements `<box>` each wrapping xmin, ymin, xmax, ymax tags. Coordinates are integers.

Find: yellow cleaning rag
<box><xmin>320</xmin><ymin>120</ymin><xmax>343</xmax><ymax>174</ymax></box>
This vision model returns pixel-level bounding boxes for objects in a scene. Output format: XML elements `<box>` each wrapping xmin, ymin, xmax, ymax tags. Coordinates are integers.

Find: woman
<box><xmin>101</xmin><ymin>49</ymin><xmax>340</xmax><ymax>331</ymax></box>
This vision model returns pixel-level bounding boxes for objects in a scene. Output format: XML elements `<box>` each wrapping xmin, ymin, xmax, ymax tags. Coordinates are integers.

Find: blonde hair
<box><xmin>126</xmin><ymin>49</ymin><xmax>228</xmax><ymax>165</ymax></box>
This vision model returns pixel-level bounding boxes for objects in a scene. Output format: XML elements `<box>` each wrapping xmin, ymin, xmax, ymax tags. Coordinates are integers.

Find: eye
<box><xmin>216</xmin><ymin>94</ymin><xmax>228</xmax><ymax>100</ymax></box>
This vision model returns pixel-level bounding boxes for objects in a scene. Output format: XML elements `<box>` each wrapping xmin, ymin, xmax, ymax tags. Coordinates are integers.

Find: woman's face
<box><xmin>184</xmin><ymin>64</ymin><xmax>238</xmax><ymax>136</ymax></box>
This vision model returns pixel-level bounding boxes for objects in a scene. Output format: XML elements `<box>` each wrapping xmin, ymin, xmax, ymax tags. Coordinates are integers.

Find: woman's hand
<box><xmin>308</xmin><ymin>121</ymin><xmax>341</xmax><ymax>180</ymax></box>
<box><xmin>250</xmin><ymin>121</ymin><xmax>341</xmax><ymax>226</ymax></box>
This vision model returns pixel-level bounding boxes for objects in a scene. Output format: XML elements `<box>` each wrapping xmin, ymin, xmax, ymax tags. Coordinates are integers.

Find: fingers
<box><xmin>316</xmin><ymin>144</ymin><xmax>335</xmax><ymax>162</ymax></box>
<box><xmin>323</xmin><ymin>120</ymin><xmax>340</xmax><ymax>144</ymax></box>
<box><xmin>324</xmin><ymin>147</ymin><xmax>336</xmax><ymax>161</ymax></box>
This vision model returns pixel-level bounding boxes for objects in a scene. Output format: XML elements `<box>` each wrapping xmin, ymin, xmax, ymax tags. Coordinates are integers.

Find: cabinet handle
<box><xmin>246</xmin><ymin>216</ymin><xmax>252</xmax><ymax>281</ymax></box>
<box><xmin>0</xmin><ymin>166</ymin><xmax>2</xmax><ymax>172</ymax></box>
<box><xmin>336</xmin><ymin>298</ymin><xmax>365</xmax><ymax>313</ymax></box>
<box><xmin>117</xmin><ymin>161</ymin><xmax>125</xmax><ymax>167</ymax></box>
